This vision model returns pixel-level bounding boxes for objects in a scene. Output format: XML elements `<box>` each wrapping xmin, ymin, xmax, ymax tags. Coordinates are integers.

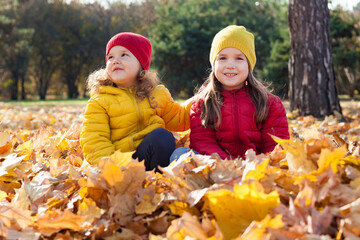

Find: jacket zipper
<box><xmin>233</xmin><ymin>92</ymin><xmax>240</xmax><ymax>142</ymax></box>
<box><xmin>127</xmin><ymin>90</ymin><xmax>143</xmax><ymax>131</ymax></box>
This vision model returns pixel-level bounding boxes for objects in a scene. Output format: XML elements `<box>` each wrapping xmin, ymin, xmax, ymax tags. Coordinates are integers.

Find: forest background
<box><xmin>0</xmin><ymin>0</ymin><xmax>359</xmax><ymax>101</ymax></box>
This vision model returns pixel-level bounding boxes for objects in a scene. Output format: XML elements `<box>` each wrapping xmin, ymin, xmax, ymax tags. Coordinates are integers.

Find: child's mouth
<box><xmin>224</xmin><ymin>73</ymin><xmax>237</xmax><ymax>77</ymax></box>
<box><xmin>113</xmin><ymin>67</ymin><xmax>123</xmax><ymax>72</ymax></box>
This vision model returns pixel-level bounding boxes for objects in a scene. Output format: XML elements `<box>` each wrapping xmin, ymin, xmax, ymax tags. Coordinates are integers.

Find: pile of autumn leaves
<box><xmin>0</xmin><ymin>101</ymin><xmax>360</xmax><ymax>239</ymax></box>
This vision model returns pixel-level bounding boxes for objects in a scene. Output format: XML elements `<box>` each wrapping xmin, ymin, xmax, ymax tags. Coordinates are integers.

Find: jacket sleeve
<box><xmin>189</xmin><ymin>101</ymin><xmax>230</xmax><ymax>160</ymax></box>
<box><xmin>260</xmin><ymin>95</ymin><xmax>290</xmax><ymax>154</ymax></box>
<box><xmin>80</xmin><ymin>97</ymin><xmax>115</xmax><ymax>164</ymax></box>
<box><xmin>155</xmin><ymin>85</ymin><xmax>191</xmax><ymax>132</ymax></box>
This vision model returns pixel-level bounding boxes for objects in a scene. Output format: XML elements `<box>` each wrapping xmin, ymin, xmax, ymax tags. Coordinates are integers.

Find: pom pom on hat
<box><xmin>209</xmin><ymin>25</ymin><xmax>256</xmax><ymax>71</ymax></box>
<box><xmin>106</xmin><ymin>32</ymin><xmax>152</xmax><ymax>70</ymax></box>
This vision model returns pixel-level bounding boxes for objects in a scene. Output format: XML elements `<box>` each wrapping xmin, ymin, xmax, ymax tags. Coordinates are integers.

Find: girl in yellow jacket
<box><xmin>80</xmin><ymin>32</ymin><xmax>191</xmax><ymax>171</ymax></box>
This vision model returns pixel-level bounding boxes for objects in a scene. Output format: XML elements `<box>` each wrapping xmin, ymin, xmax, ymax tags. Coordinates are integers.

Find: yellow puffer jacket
<box><xmin>80</xmin><ymin>85</ymin><xmax>191</xmax><ymax>164</ymax></box>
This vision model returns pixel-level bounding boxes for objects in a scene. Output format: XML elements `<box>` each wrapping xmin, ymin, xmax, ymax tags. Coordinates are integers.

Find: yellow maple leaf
<box><xmin>78</xmin><ymin>186</ymin><xmax>108</xmax><ymax>209</ymax></box>
<box><xmin>295</xmin><ymin>145</ymin><xmax>348</xmax><ymax>183</ymax></box>
<box><xmin>167</xmin><ymin>201</ymin><xmax>200</xmax><ymax>217</ymax></box>
<box><xmin>35</xmin><ymin>209</ymin><xmax>86</xmax><ymax>236</ymax></box>
<box><xmin>239</xmin><ymin>214</ymin><xmax>284</xmax><ymax>240</ymax></box>
<box><xmin>104</xmin><ymin>159</ymin><xmax>145</xmax><ymax>195</ymax></box>
<box><xmin>166</xmin><ymin>212</ymin><xmax>209</xmax><ymax>240</ymax></box>
<box><xmin>204</xmin><ymin>181</ymin><xmax>280</xmax><ymax>239</ymax></box>
<box><xmin>317</xmin><ymin>145</ymin><xmax>347</xmax><ymax>174</ymax></box>
<box><xmin>102</xmin><ymin>161</ymin><xmax>124</xmax><ymax>188</ymax></box>
<box><xmin>135</xmin><ymin>193</ymin><xmax>164</xmax><ymax>215</ymax></box>
<box><xmin>16</xmin><ymin>140</ymin><xmax>34</xmax><ymax>160</ymax></box>
<box><xmin>272</xmin><ymin>136</ymin><xmax>317</xmax><ymax>174</ymax></box>
<box><xmin>341</xmin><ymin>156</ymin><xmax>360</xmax><ymax>166</ymax></box>
<box><xmin>57</xmin><ymin>136</ymin><xmax>69</xmax><ymax>152</ymax></box>
<box><xmin>78</xmin><ymin>198</ymin><xmax>104</xmax><ymax>225</ymax></box>
<box><xmin>243</xmin><ymin>159</ymin><xmax>269</xmax><ymax>181</ymax></box>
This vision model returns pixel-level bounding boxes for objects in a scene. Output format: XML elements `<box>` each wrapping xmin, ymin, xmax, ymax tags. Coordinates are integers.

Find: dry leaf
<box><xmin>166</xmin><ymin>212</ymin><xmax>209</xmax><ymax>240</ymax></box>
<box><xmin>0</xmin><ymin>132</ymin><xmax>12</xmax><ymax>154</ymax></box>
<box><xmin>240</xmin><ymin>214</ymin><xmax>284</xmax><ymax>239</ymax></box>
<box><xmin>35</xmin><ymin>209</ymin><xmax>87</xmax><ymax>236</ymax></box>
<box><xmin>78</xmin><ymin>197</ymin><xmax>105</xmax><ymax>225</ymax></box>
<box><xmin>135</xmin><ymin>193</ymin><xmax>164</xmax><ymax>215</ymax></box>
<box><xmin>204</xmin><ymin>181</ymin><xmax>280</xmax><ymax>239</ymax></box>
<box><xmin>273</xmin><ymin>137</ymin><xmax>317</xmax><ymax>174</ymax></box>
<box><xmin>0</xmin><ymin>102</ymin><xmax>360</xmax><ymax>239</ymax></box>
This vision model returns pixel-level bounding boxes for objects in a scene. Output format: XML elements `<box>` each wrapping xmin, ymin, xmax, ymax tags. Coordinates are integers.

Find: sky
<box><xmin>329</xmin><ymin>0</ymin><xmax>359</xmax><ymax>10</ymax></box>
<box><xmin>67</xmin><ymin>0</ymin><xmax>359</xmax><ymax>10</ymax></box>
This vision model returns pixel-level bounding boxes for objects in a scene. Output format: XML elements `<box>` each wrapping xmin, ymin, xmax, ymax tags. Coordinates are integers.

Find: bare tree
<box><xmin>288</xmin><ymin>0</ymin><xmax>342</xmax><ymax>118</ymax></box>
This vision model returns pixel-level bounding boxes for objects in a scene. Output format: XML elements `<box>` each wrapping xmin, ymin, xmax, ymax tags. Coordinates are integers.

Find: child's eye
<box><xmin>121</xmin><ymin>53</ymin><xmax>129</xmax><ymax>57</ymax></box>
<box><xmin>219</xmin><ymin>57</ymin><xmax>226</xmax><ymax>60</ymax></box>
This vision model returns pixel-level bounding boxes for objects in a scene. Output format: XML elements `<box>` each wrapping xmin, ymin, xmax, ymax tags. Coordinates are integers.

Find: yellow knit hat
<box><xmin>209</xmin><ymin>25</ymin><xmax>256</xmax><ymax>71</ymax></box>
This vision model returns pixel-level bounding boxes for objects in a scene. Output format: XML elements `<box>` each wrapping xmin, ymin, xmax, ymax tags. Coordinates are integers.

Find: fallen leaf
<box><xmin>166</xmin><ymin>212</ymin><xmax>209</xmax><ymax>240</ymax></box>
<box><xmin>204</xmin><ymin>181</ymin><xmax>280</xmax><ymax>239</ymax></box>
<box><xmin>35</xmin><ymin>209</ymin><xmax>87</xmax><ymax>236</ymax></box>
<box><xmin>167</xmin><ymin>201</ymin><xmax>200</xmax><ymax>217</ymax></box>
<box><xmin>135</xmin><ymin>193</ymin><xmax>164</xmax><ymax>215</ymax></box>
<box><xmin>78</xmin><ymin>198</ymin><xmax>105</xmax><ymax>225</ymax></box>
<box><xmin>240</xmin><ymin>214</ymin><xmax>284</xmax><ymax>239</ymax></box>
<box><xmin>0</xmin><ymin>132</ymin><xmax>12</xmax><ymax>154</ymax></box>
<box><xmin>273</xmin><ymin>137</ymin><xmax>317</xmax><ymax>174</ymax></box>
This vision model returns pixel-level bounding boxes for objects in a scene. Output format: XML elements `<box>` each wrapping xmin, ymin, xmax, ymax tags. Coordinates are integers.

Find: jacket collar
<box><xmin>222</xmin><ymin>86</ymin><xmax>248</xmax><ymax>95</ymax></box>
<box><xmin>99</xmin><ymin>85</ymin><xmax>134</xmax><ymax>95</ymax></box>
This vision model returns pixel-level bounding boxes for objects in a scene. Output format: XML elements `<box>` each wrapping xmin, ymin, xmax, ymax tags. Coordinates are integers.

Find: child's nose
<box><xmin>112</xmin><ymin>56</ymin><xmax>121</xmax><ymax>63</ymax></box>
<box><xmin>226</xmin><ymin>63</ymin><xmax>235</xmax><ymax>69</ymax></box>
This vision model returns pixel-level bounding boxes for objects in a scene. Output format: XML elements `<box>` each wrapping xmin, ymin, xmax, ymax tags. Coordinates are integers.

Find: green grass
<box><xmin>1</xmin><ymin>98</ymin><xmax>89</xmax><ymax>106</ymax></box>
<box><xmin>1</xmin><ymin>94</ymin><xmax>357</xmax><ymax>107</ymax></box>
<box><xmin>1</xmin><ymin>97</ymin><xmax>190</xmax><ymax>106</ymax></box>
<box><xmin>339</xmin><ymin>94</ymin><xmax>360</xmax><ymax>101</ymax></box>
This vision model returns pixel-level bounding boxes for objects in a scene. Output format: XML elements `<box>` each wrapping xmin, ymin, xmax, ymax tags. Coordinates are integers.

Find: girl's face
<box><xmin>106</xmin><ymin>45</ymin><xmax>141</xmax><ymax>88</ymax></box>
<box><xmin>214</xmin><ymin>47</ymin><xmax>249</xmax><ymax>91</ymax></box>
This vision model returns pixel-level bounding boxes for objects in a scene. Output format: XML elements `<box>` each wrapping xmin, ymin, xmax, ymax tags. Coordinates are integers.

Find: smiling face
<box><xmin>106</xmin><ymin>45</ymin><xmax>141</xmax><ymax>88</ymax></box>
<box><xmin>213</xmin><ymin>47</ymin><xmax>250</xmax><ymax>91</ymax></box>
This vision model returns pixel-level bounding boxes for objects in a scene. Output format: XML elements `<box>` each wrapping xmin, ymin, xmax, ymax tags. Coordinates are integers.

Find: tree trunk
<box><xmin>20</xmin><ymin>74</ymin><xmax>26</xmax><ymax>100</ymax></box>
<box><xmin>38</xmin><ymin>77</ymin><xmax>47</xmax><ymax>100</ymax></box>
<box><xmin>288</xmin><ymin>0</ymin><xmax>342</xmax><ymax>118</ymax></box>
<box><xmin>10</xmin><ymin>71</ymin><xmax>19</xmax><ymax>100</ymax></box>
<box><xmin>67</xmin><ymin>77</ymin><xmax>79</xmax><ymax>99</ymax></box>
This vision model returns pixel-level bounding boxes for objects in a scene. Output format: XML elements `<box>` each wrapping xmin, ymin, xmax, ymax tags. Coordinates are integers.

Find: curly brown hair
<box><xmin>87</xmin><ymin>68</ymin><xmax>159</xmax><ymax>101</ymax></box>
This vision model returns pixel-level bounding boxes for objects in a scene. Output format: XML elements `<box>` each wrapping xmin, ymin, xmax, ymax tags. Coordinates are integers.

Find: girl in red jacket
<box><xmin>170</xmin><ymin>25</ymin><xmax>289</xmax><ymax>161</ymax></box>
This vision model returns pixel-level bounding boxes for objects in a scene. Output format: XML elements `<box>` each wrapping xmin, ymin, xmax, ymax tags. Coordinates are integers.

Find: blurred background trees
<box><xmin>0</xmin><ymin>0</ymin><xmax>359</xmax><ymax>101</ymax></box>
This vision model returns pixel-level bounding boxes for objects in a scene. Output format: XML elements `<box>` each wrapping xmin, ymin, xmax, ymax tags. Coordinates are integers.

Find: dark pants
<box><xmin>133</xmin><ymin>128</ymin><xmax>175</xmax><ymax>171</ymax></box>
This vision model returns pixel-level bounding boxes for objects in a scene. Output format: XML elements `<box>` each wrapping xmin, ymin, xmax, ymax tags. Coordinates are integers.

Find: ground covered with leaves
<box><xmin>0</xmin><ymin>101</ymin><xmax>360</xmax><ymax>240</ymax></box>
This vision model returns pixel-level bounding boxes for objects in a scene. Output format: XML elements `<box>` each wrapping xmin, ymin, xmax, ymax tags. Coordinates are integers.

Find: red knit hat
<box><xmin>106</xmin><ymin>32</ymin><xmax>152</xmax><ymax>70</ymax></box>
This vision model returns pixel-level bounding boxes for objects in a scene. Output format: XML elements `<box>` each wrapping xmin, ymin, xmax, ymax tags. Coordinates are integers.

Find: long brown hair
<box><xmin>87</xmin><ymin>68</ymin><xmax>159</xmax><ymax>101</ymax></box>
<box><xmin>199</xmin><ymin>66</ymin><xmax>269</xmax><ymax>130</ymax></box>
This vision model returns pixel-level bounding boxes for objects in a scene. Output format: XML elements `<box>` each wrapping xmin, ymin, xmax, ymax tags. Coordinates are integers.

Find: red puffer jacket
<box><xmin>189</xmin><ymin>86</ymin><xmax>289</xmax><ymax>159</ymax></box>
